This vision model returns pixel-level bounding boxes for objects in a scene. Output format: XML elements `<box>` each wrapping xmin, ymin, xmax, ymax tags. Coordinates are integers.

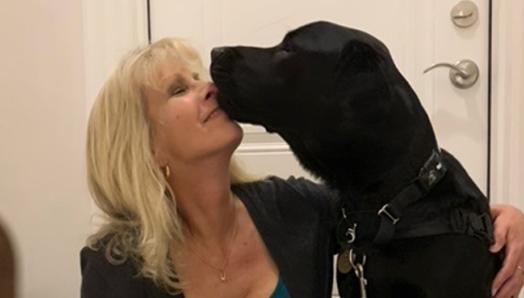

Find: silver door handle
<box><xmin>452</xmin><ymin>11</ymin><xmax>473</xmax><ymax>19</ymax></box>
<box><xmin>423</xmin><ymin>59</ymin><xmax>479</xmax><ymax>89</ymax></box>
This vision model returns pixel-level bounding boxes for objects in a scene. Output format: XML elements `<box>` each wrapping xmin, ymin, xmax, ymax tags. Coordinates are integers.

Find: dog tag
<box><xmin>337</xmin><ymin>249</ymin><xmax>353</xmax><ymax>274</ymax></box>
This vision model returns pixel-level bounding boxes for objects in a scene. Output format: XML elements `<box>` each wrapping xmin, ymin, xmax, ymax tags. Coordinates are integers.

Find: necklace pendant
<box><xmin>219</xmin><ymin>271</ymin><xmax>227</xmax><ymax>282</ymax></box>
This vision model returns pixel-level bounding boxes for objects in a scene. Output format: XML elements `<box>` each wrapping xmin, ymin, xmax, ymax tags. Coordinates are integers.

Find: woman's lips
<box><xmin>203</xmin><ymin>107</ymin><xmax>221</xmax><ymax>122</ymax></box>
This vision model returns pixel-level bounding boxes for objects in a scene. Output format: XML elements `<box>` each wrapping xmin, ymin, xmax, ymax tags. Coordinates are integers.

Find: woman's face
<box><xmin>145</xmin><ymin>61</ymin><xmax>243</xmax><ymax>166</ymax></box>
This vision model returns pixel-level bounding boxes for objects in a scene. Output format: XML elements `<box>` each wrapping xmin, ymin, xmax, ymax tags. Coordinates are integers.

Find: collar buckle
<box><xmin>378</xmin><ymin>204</ymin><xmax>399</xmax><ymax>225</ymax></box>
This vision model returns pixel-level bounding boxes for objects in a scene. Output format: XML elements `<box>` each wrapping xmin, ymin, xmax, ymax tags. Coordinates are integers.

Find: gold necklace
<box><xmin>188</xmin><ymin>202</ymin><xmax>239</xmax><ymax>282</ymax></box>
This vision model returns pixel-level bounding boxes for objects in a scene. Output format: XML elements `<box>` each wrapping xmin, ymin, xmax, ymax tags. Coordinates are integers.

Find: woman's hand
<box><xmin>490</xmin><ymin>204</ymin><xmax>524</xmax><ymax>298</ymax></box>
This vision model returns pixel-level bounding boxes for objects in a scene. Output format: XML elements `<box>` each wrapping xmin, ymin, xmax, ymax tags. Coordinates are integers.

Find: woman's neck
<box><xmin>170</xmin><ymin>157</ymin><xmax>238</xmax><ymax>249</ymax></box>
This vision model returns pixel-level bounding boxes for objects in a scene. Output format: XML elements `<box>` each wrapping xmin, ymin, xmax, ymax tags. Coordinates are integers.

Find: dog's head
<box><xmin>211</xmin><ymin>21</ymin><xmax>437</xmax><ymax>192</ymax></box>
<box><xmin>210</xmin><ymin>21</ymin><xmax>423</xmax><ymax>135</ymax></box>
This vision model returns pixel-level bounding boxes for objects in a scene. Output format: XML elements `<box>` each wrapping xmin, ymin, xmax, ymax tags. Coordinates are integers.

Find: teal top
<box><xmin>270</xmin><ymin>278</ymin><xmax>290</xmax><ymax>298</ymax></box>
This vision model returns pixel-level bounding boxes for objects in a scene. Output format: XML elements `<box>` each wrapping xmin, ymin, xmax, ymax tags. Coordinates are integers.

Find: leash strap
<box><xmin>390</xmin><ymin>209</ymin><xmax>494</xmax><ymax>244</ymax></box>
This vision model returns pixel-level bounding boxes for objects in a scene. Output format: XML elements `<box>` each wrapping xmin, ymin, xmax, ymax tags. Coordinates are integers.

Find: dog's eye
<box><xmin>281</xmin><ymin>42</ymin><xmax>294</xmax><ymax>53</ymax></box>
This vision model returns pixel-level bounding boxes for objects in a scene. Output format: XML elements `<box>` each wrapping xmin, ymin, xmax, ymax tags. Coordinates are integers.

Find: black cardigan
<box><xmin>80</xmin><ymin>176</ymin><xmax>340</xmax><ymax>298</ymax></box>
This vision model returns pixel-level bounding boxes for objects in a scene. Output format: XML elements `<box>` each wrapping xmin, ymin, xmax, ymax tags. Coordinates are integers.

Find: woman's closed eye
<box><xmin>169</xmin><ymin>85</ymin><xmax>187</xmax><ymax>97</ymax></box>
<box><xmin>167</xmin><ymin>73</ymin><xmax>199</xmax><ymax>97</ymax></box>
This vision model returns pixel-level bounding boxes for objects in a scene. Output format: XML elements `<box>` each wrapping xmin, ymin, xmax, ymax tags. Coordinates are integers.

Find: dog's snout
<box><xmin>211</xmin><ymin>47</ymin><xmax>228</xmax><ymax>61</ymax></box>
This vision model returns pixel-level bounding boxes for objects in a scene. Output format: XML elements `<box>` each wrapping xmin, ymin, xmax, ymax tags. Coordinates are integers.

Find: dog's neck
<box><xmin>280</xmin><ymin>124</ymin><xmax>438</xmax><ymax>212</ymax></box>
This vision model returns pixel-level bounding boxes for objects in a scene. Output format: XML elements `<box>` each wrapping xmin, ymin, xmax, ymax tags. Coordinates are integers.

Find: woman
<box><xmin>81</xmin><ymin>38</ymin><xmax>524</xmax><ymax>298</ymax></box>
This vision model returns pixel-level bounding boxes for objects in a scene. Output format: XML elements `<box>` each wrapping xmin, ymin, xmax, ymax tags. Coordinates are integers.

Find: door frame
<box><xmin>490</xmin><ymin>0</ymin><xmax>524</xmax><ymax>207</ymax></box>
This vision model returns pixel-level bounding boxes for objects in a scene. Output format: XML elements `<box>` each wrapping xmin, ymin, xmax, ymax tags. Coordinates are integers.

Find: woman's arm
<box><xmin>489</xmin><ymin>204</ymin><xmax>524</xmax><ymax>298</ymax></box>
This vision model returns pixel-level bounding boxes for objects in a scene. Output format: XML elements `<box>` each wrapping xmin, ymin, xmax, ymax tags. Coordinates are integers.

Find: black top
<box><xmin>80</xmin><ymin>176</ymin><xmax>340</xmax><ymax>298</ymax></box>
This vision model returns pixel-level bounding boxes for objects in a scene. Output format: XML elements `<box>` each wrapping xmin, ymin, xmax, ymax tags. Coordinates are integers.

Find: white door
<box><xmin>150</xmin><ymin>0</ymin><xmax>490</xmax><ymax>193</ymax></box>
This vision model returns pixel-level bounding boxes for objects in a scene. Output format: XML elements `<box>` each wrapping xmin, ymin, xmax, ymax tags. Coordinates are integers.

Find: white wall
<box><xmin>0</xmin><ymin>1</ymin><xmax>91</xmax><ymax>297</ymax></box>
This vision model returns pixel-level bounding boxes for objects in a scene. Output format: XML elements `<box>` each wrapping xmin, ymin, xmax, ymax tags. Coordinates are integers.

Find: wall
<box><xmin>0</xmin><ymin>1</ymin><xmax>91</xmax><ymax>297</ymax></box>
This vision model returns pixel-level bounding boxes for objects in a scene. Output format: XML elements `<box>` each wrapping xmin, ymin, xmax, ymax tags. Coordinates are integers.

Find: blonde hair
<box><xmin>85</xmin><ymin>38</ymin><xmax>253</xmax><ymax>294</ymax></box>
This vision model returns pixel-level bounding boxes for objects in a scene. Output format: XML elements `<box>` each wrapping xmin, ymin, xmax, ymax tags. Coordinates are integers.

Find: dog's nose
<box><xmin>211</xmin><ymin>47</ymin><xmax>227</xmax><ymax>61</ymax></box>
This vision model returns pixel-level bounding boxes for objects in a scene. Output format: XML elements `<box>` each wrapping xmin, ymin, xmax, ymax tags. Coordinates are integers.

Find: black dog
<box><xmin>211</xmin><ymin>21</ymin><xmax>499</xmax><ymax>298</ymax></box>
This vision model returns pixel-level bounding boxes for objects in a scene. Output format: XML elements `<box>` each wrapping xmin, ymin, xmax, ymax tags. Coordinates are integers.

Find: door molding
<box><xmin>81</xmin><ymin>0</ymin><xmax>149</xmax><ymax>112</ymax></box>
<box><xmin>490</xmin><ymin>0</ymin><xmax>524</xmax><ymax>208</ymax></box>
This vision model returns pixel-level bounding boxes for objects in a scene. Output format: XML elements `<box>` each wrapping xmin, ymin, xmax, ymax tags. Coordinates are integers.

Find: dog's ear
<box><xmin>335</xmin><ymin>39</ymin><xmax>384</xmax><ymax>74</ymax></box>
<box><xmin>334</xmin><ymin>39</ymin><xmax>390</xmax><ymax>101</ymax></box>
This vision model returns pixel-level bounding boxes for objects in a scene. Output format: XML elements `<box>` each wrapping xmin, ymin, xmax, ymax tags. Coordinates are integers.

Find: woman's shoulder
<box><xmin>80</xmin><ymin>244</ymin><xmax>133</xmax><ymax>275</ymax></box>
<box><xmin>233</xmin><ymin>175</ymin><xmax>340</xmax><ymax>221</ymax></box>
<box><xmin>80</xmin><ymin>245</ymin><xmax>144</xmax><ymax>297</ymax></box>
<box><xmin>237</xmin><ymin>175</ymin><xmax>337</xmax><ymax>202</ymax></box>
<box><xmin>271</xmin><ymin>175</ymin><xmax>335</xmax><ymax>198</ymax></box>
<box><xmin>80</xmin><ymin>244</ymin><xmax>178</xmax><ymax>298</ymax></box>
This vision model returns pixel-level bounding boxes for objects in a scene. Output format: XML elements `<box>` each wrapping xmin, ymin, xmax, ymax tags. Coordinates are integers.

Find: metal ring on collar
<box><xmin>349</xmin><ymin>249</ymin><xmax>367</xmax><ymax>268</ymax></box>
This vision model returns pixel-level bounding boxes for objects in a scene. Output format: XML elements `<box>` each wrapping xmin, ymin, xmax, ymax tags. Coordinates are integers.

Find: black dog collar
<box><xmin>373</xmin><ymin>149</ymin><xmax>447</xmax><ymax>244</ymax></box>
<box><xmin>336</xmin><ymin>149</ymin><xmax>494</xmax><ymax>250</ymax></box>
<box><xmin>335</xmin><ymin>149</ymin><xmax>447</xmax><ymax>248</ymax></box>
